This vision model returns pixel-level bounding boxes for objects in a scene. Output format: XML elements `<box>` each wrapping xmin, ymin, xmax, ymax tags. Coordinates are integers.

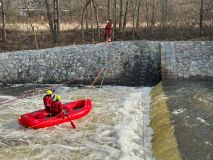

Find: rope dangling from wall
<box><xmin>73</xmin><ymin>46</ymin><xmax>127</xmax><ymax>160</ymax></box>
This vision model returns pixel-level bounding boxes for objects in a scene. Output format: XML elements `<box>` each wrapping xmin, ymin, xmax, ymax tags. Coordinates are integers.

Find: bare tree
<box><xmin>161</xmin><ymin>0</ymin><xmax>168</xmax><ymax>28</ymax></box>
<box><xmin>107</xmin><ymin>0</ymin><xmax>111</xmax><ymax>19</ymax></box>
<box><xmin>90</xmin><ymin>0</ymin><xmax>95</xmax><ymax>43</ymax></box>
<box><xmin>85</xmin><ymin>0</ymin><xmax>89</xmax><ymax>30</ymax></box>
<box><xmin>23</xmin><ymin>0</ymin><xmax>39</xmax><ymax>49</ymax></box>
<box><xmin>112</xmin><ymin>0</ymin><xmax>117</xmax><ymax>39</ymax></box>
<box><xmin>54</xmin><ymin>0</ymin><xmax>60</xmax><ymax>40</ymax></box>
<box><xmin>119</xmin><ymin>0</ymin><xmax>123</xmax><ymax>29</ymax></box>
<box><xmin>81</xmin><ymin>0</ymin><xmax>92</xmax><ymax>43</ymax></box>
<box><xmin>92</xmin><ymin>0</ymin><xmax>100</xmax><ymax>41</ymax></box>
<box><xmin>145</xmin><ymin>0</ymin><xmax>149</xmax><ymax>27</ymax></box>
<box><xmin>0</xmin><ymin>0</ymin><xmax>6</xmax><ymax>42</ymax></box>
<box><xmin>44</xmin><ymin>0</ymin><xmax>60</xmax><ymax>43</ymax></box>
<box><xmin>122</xmin><ymin>0</ymin><xmax>129</xmax><ymax>30</ymax></box>
<box><xmin>136</xmin><ymin>0</ymin><xmax>142</xmax><ymax>30</ymax></box>
<box><xmin>151</xmin><ymin>0</ymin><xmax>156</xmax><ymax>28</ymax></box>
<box><xmin>1</xmin><ymin>0</ymin><xmax>213</xmax><ymax>52</ymax></box>
<box><xmin>132</xmin><ymin>0</ymin><xmax>138</xmax><ymax>39</ymax></box>
<box><xmin>199</xmin><ymin>0</ymin><xmax>203</xmax><ymax>35</ymax></box>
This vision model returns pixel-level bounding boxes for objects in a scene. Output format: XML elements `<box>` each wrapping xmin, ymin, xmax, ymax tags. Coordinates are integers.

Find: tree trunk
<box><xmin>53</xmin><ymin>0</ymin><xmax>60</xmax><ymax>43</ymax></box>
<box><xmin>69</xmin><ymin>0</ymin><xmax>72</xmax><ymax>18</ymax></box>
<box><xmin>90</xmin><ymin>1</ymin><xmax>94</xmax><ymax>43</ymax></box>
<box><xmin>86</xmin><ymin>0</ymin><xmax>89</xmax><ymax>30</ymax></box>
<box><xmin>122</xmin><ymin>0</ymin><xmax>128</xmax><ymax>30</ymax></box>
<box><xmin>132</xmin><ymin>1</ymin><xmax>137</xmax><ymax>39</ymax></box>
<box><xmin>161</xmin><ymin>0</ymin><xmax>168</xmax><ymax>28</ymax></box>
<box><xmin>199</xmin><ymin>0</ymin><xmax>203</xmax><ymax>35</ymax></box>
<box><xmin>161</xmin><ymin>0</ymin><xmax>165</xmax><ymax>28</ymax></box>
<box><xmin>113</xmin><ymin>0</ymin><xmax>117</xmax><ymax>39</ymax></box>
<box><xmin>107</xmin><ymin>0</ymin><xmax>111</xmax><ymax>19</ymax></box>
<box><xmin>122</xmin><ymin>0</ymin><xmax>129</xmax><ymax>39</ymax></box>
<box><xmin>53</xmin><ymin>0</ymin><xmax>57</xmax><ymax>40</ymax></box>
<box><xmin>45</xmin><ymin>0</ymin><xmax>59</xmax><ymax>43</ymax></box>
<box><xmin>81</xmin><ymin>0</ymin><xmax>92</xmax><ymax>43</ymax></box>
<box><xmin>23</xmin><ymin>0</ymin><xmax>38</xmax><ymax>49</ymax></box>
<box><xmin>145</xmin><ymin>0</ymin><xmax>149</xmax><ymax>27</ymax></box>
<box><xmin>136</xmin><ymin>0</ymin><xmax>142</xmax><ymax>30</ymax></box>
<box><xmin>1</xmin><ymin>0</ymin><xmax>6</xmax><ymax>42</ymax></box>
<box><xmin>165</xmin><ymin>0</ymin><xmax>168</xmax><ymax>25</ymax></box>
<box><xmin>92</xmin><ymin>0</ymin><xmax>100</xmax><ymax>41</ymax></box>
<box><xmin>45</xmin><ymin>0</ymin><xmax>53</xmax><ymax>33</ymax></box>
<box><xmin>119</xmin><ymin>0</ymin><xmax>123</xmax><ymax>29</ymax></box>
<box><xmin>56</xmin><ymin>0</ymin><xmax>60</xmax><ymax>38</ymax></box>
<box><xmin>151</xmin><ymin>0</ymin><xmax>156</xmax><ymax>28</ymax></box>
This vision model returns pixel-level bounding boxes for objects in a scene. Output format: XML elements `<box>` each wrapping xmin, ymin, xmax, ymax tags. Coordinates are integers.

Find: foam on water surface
<box><xmin>0</xmin><ymin>85</ymin><xmax>153</xmax><ymax>160</ymax></box>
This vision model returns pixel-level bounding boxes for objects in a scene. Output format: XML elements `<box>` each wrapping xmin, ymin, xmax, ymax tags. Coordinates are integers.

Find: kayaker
<box><xmin>50</xmin><ymin>95</ymin><xmax>64</xmax><ymax>116</ymax></box>
<box><xmin>105</xmin><ymin>19</ymin><xmax>113</xmax><ymax>42</ymax></box>
<box><xmin>43</xmin><ymin>90</ymin><xmax>55</xmax><ymax>116</ymax></box>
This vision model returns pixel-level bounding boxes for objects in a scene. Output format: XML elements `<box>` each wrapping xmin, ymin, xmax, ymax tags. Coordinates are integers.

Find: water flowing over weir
<box><xmin>0</xmin><ymin>85</ymin><xmax>153</xmax><ymax>160</ymax></box>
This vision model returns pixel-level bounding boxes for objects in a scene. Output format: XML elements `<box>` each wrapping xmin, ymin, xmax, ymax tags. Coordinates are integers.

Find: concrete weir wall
<box><xmin>0</xmin><ymin>41</ymin><xmax>212</xmax><ymax>85</ymax></box>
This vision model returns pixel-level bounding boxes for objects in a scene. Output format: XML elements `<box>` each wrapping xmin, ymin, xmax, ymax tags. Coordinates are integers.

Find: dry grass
<box><xmin>150</xmin><ymin>82</ymin><xmax>182</xmax><ymax>160</ymax></box>
<box><xmin>1</xmin><ymin>21</ymin><xmax>212</xmax><ymax>53</ymax></box>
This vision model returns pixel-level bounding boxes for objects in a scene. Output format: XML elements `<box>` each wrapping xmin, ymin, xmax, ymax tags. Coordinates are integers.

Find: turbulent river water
<box><xmin>163</xmin><ymin>80</ymin><xmax>213</xmax><ymax>160</ymax></box>
<box><xmin>0</xmin><ymin>85</ymin><xmax>153</xmax><ymax>160</ymax></box>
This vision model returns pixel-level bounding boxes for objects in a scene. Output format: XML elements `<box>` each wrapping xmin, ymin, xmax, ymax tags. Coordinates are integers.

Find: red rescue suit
<box><xmin>105</xmin><ymin>22</ymin><xmax>112</xmax><ymax>42</ymax></box>
<box><xmin>50</xmin><ymin>101</ymin><xmax>63</xmax><ymax>116</ymax></box>
<box><xmin>43</xmin><ymin>95</ymin><xmax>53</xmax><ymax>113</ymax></box>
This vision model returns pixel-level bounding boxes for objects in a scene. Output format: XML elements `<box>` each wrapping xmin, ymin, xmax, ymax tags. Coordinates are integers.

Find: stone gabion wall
<box><xmin>0</xmin><ymin>41</ymin><xmax>161</xmax><ymax>86</ymax></box>
<box><xmin>1</xmin><ymin>41</ymin><xmax>212</xmax><ymax>85</ymax></box>
<box><xmin>161</xmin><ymin>41</ymin><xmax>213</xmax><ymax>80</ymax></box>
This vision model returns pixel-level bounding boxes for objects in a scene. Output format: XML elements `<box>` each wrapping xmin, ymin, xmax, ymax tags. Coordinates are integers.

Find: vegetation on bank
<box><xmin>150</xmin><ymin>82</ymin><xmax>181</xmax><ymax>160</ymax></box>
<box><xmin>0</xmin><ymin>0</ymin><xmax>213</xmax><ymax>53</ymax></box>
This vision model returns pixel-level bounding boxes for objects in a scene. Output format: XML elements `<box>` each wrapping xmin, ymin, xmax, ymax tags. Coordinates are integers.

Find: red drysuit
<box><xmin>105</xmin><ymin>22</ymin><xmax>112</xmax><ymax>42</ymax></box>
<box><xmin>50</xmin><ymin>101</ymin><xmax>63</xmax><ymax>116</ymax></box>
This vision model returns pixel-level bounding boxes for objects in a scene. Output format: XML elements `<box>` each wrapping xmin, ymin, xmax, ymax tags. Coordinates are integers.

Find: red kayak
<box><xmin>18</xmin><ymin>99</ymin><xmax>92</xmax><ymax>129</ymax></box>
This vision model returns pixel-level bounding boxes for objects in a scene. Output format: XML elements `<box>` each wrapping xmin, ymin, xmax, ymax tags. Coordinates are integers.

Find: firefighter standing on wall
<box><xmin>105</xmin><ymin>19</ymin><xmax>113</xmax><ymax>42</ymax></box>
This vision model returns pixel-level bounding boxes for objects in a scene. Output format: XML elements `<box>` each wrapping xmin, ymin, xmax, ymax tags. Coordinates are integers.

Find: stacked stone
<box><xmin>0</xmin><ymin>41</ymin><xmax>160</xmax><ymax>86</ymax></box>
<box><xmin>161</xmin><ymin>41</ymin><xmax>213</xmax><ymax>80</ymax></box>
<box><xmin>1</xmin><ymin>40</ymin><xmax>212</xmax><ymax>85</ymax></box>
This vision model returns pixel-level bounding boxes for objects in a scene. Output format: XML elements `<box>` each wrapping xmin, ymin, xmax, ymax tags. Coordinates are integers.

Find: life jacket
<box><xmin>43</xmin><ymin>95</ymin><xmax>53</xmax><ymax>111</ymax></box>
<box><xmin>51</xmin><ymin>101</ymin><xmax>63</xmax><ymax>116</ymax></box>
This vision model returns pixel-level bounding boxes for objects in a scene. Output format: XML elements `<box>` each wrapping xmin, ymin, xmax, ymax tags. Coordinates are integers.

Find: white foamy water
<box><xmin>0</xmin><ymin>86</ymin><xmax>153</xmax><ymax>160</ymax></box>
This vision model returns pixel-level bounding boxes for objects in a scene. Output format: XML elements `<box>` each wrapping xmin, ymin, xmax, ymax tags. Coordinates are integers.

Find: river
<box><xmin>163</xmin><ymin>80</ymin><xmax>213</xmax><ymax>160</ymax></box>
<box><xmin>0</xmin><ymin>84</ymin><xmax>153</xmax><ymax>160</ymax></box>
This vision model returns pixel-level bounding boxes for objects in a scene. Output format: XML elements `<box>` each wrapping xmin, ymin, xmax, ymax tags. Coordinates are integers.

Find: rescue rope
<box><xmin>0</xmin><ymin>78</ymin><xmax>81</xmax><ymax>106</ymax></box>
<box><xmin>4</xmin><ymin>44</ymin><xmax>127</xmax><ymax>159</ymax></box>
<box><xmin>0</xmin><ymin>42</ymin><xmax>125</xmax><ymax>106</ymax></box>
<box><xmin>73</xmin><ymin>68</ymin><xmax>106</xmax><ymax>160</ymax></box>
<box><xmin>15</xmin><ymin>44</ymin><xmax>125</xmax><ymax>137</ymax></box>
<box><xmin>73</xmin><ymin>45</ymin><xmax>125</xmax><ymax>160</ymax></box>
